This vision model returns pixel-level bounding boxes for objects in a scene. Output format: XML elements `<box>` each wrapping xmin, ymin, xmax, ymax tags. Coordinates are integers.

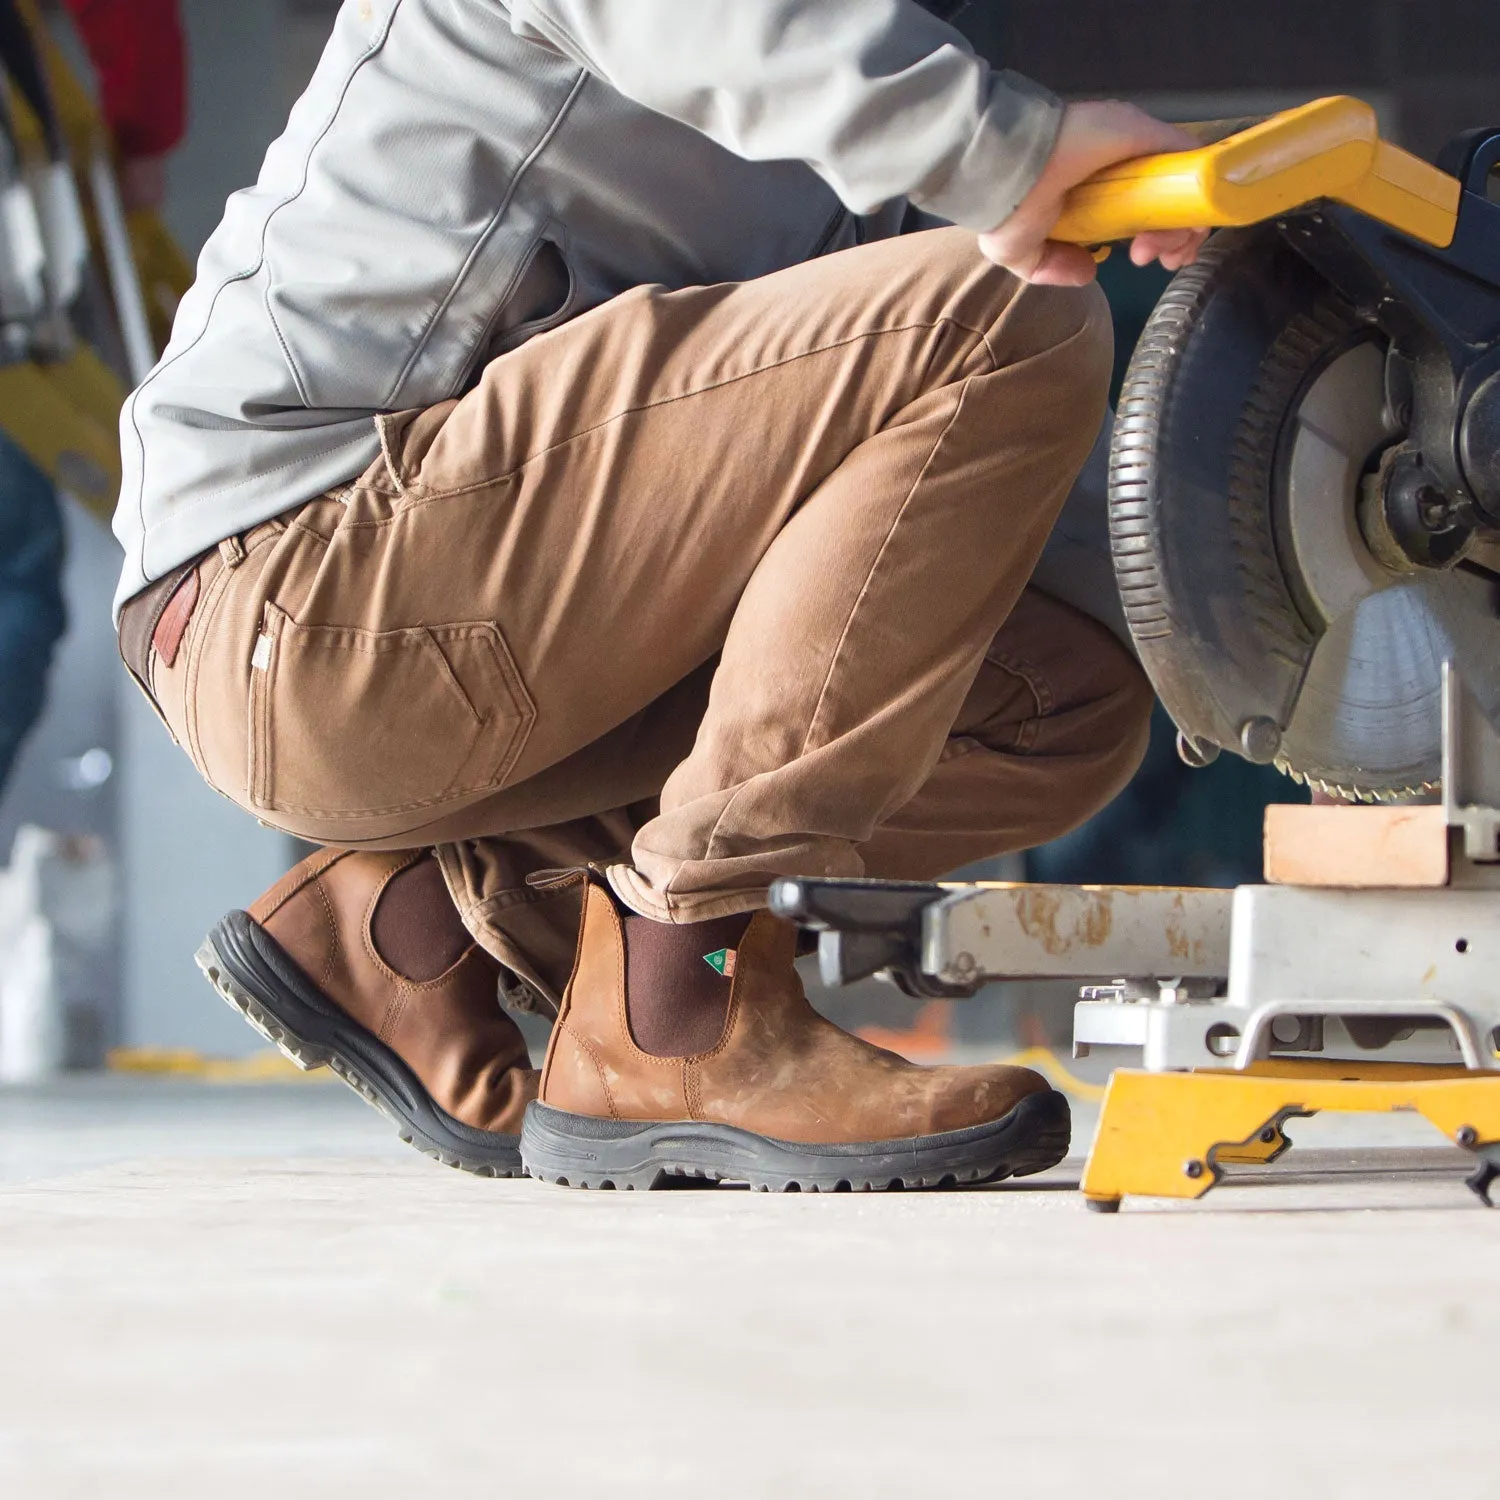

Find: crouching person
<box><xmin>116</xmin><ymin>1</ymin><xmax>1203</xmax><ymax>1189</ymax></box>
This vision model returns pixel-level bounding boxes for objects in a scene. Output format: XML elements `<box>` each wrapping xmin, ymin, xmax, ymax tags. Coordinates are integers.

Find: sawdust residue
<box><xmin>1014</xmin><ymin>888</ymin><xmax>1114</xmax><ymax>957</ymax></box>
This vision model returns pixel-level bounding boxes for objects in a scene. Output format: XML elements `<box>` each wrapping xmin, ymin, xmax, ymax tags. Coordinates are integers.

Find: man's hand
<box><xmin>979</xmin><ymin>100</ymin><xmax>1211</xmax><ymax>286</ymax></box>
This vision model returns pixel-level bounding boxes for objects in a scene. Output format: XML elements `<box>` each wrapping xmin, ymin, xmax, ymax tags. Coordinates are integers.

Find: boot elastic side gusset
<box><xmin>622</xmin><ymin>908</ymin><xmax>751</xmax><ymax>1056</ymax></box>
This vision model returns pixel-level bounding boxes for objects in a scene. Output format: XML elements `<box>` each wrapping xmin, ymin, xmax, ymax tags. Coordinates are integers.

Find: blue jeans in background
<box><xmin>0</xmin><ymin>430</ymin><xmax>66</xmax><ymax>796</ymax></box>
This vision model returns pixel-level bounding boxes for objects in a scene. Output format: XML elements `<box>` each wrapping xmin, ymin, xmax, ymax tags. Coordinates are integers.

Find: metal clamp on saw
<box><xmin>771</xmin><ymin>99</ymin><xmax>1500</xmax><ymax>1213</ymax></box>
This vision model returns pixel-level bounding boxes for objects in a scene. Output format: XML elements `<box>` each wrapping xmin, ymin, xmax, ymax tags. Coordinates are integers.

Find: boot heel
<box><xmin>196</xmin><ymin>935</ymin><xmax>333</xmax><ymax>1071</ymax></box>
<box><xmin>518</xmin><ymin>1103</ymin><xmax>705</xmax><ymax>1190</ymax></box>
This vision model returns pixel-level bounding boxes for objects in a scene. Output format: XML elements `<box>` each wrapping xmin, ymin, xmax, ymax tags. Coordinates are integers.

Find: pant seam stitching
<box><xmin>337</xmin><ymin>317</ymin><xmax>996</xmax><ymax>526</ymax></box>
<box><xmin>981</xmin><ymin>646</ymin><xmax>1054</xmax><ymax>755</ymax></box>
<box><xmin>797</xmin><ymin>382</ymin><xmax>975</xmax><ymax>765</ymax></box>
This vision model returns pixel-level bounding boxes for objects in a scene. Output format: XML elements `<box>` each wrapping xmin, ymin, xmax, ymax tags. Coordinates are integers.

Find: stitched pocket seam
<box><xmin>249</xmin><ymin>615</ymin><xmax>536</xmax><ymax>819</ymax></box>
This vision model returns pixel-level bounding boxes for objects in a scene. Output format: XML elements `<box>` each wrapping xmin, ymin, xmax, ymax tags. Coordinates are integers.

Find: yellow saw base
<box><xmin>1080</xmin><ymin>1059</ymin><xmax>1500</xmax><ymax>1211</ymax></box>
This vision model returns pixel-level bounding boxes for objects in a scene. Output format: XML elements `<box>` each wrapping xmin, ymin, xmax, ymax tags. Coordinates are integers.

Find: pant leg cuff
<box><xmin>605</xmin><ymin>864</ymin><xmax>768</xmax><ymax>924</ymax></box>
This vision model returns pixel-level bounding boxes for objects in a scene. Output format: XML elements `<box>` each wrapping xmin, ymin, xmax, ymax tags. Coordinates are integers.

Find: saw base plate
<box><xmin>1080</xmin><ymin>1063</ymin><xmax>1500</xmax><ymax>1210</ymax></box>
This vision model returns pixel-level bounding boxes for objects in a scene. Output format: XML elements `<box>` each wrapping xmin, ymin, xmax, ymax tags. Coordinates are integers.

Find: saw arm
<box><xmin>1052</xmin><ymin>96</ymin><xmax>1462</xmax><ymax>250</ymax></box>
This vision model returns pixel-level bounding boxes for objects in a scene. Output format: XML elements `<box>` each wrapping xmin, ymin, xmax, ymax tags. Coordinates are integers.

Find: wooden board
<box><xmin>1263</xmin><ymin>804</ymin><xmax>1450</xmax><ymax>888</ymax></box>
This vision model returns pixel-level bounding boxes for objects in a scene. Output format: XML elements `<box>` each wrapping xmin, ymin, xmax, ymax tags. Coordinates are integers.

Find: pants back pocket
<box><xmin>248</xmin><ymin>603</ymin><xmax>535</xmax><ymax>832</ymax></box>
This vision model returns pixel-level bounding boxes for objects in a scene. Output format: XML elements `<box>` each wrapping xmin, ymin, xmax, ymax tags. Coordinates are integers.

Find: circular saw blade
<box><xmin>1276</xmin><ymin>570</ymin><xmax>1500</xmax><ymax>799</ymax></box>
<box><xmin>1275</xmin><ymin>343</ymin><xmax>1500</xmax><ymax>800</ymax></box>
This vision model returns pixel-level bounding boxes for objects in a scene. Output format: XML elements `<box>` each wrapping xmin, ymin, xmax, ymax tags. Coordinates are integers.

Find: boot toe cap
<box><xmin>929</xmin><ymin>1063</ymin><xmax>1053</xmax><ymax>1135</ymax></box>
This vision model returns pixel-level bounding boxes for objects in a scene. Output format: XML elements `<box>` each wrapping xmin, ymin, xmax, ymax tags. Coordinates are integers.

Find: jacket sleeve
<box><xmin>61</xmin><ymin>0</ymin><xmax>188</xmax><ymax>159</ymax></box>
<box><xmin>503</xmin><ymin>0</ymin><xmax>1062</xmax><ymax>230</ymax></box>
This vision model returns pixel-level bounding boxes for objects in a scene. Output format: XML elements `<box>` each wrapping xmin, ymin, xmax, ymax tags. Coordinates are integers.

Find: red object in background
<box><xmin>60</xmin><ymin>0</ymin><xmax>186</xmax><ymax>158</ymax></box>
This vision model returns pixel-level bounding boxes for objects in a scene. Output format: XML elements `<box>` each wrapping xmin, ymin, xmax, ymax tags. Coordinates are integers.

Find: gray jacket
<box><xmin>112</xmin><ymin>0</ymin><xmax>1062</xmax><ymax>613</ymax></box>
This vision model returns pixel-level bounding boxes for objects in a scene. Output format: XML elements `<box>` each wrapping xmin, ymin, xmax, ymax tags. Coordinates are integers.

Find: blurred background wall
<box><xmin>1</xmin><ymin>0</ymin><xmax>1496</xmax><ymax>1058</ymax></box>
<box><xmin>965</xmin><ymin>0</ymin><xmax>1500</xmax><ymax>160</ymax></box>
<box><xmin>110</xmin><ymin>2</ymin><xmax>327</xmax><ymax>1059</ymax></box>
<box><xmin>0</xmin><ymin>0</ymin><xmax>337</xmax><ymax>1060</ymax></box>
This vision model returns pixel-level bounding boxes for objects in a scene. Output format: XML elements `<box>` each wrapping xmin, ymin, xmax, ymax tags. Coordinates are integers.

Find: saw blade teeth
<box><xmin>1291</xmin><ymin>776</ymin><xmax>1438</xmax><ymax>804</ymax></box>
<box><xmin>1273</xmin><ymin>756</ymin><xmax>1311</xmax><ymax>787</ymax></box>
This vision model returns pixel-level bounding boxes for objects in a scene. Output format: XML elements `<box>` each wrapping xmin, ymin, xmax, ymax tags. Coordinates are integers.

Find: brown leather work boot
<box><xmin>197</xmin><ymin>848</ymin><xmax>538</xmax><ymax>1176</ymax></box>
<box><xmin>521</xmin><ymin>875</ymin><xmax>1069</xmax><ymax>1191</ymax></box>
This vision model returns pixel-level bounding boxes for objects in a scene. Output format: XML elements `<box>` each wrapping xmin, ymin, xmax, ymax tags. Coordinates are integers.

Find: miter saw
<box><xmin>772</xmin><ymin>98</ymin><xmax>1500</xmax><ymax>1209</ymax></box>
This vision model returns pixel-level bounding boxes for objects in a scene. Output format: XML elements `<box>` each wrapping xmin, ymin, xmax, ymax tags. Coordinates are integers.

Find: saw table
<box><xmin>773</xmin><ymin>101</ymin><xmax>1500</xmax><ymax>1210</ymax></box>
<box><xmin>772</xmin><ymin>667</ymin><xmax>1500</xmax><ymax>1210</ymax></box>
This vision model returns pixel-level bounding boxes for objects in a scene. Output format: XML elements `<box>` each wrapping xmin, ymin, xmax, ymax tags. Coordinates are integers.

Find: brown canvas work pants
<box><xmin>138</xmin><ymin>227</ymin><xmax>1151</xmax><ymax>1003</ymax></box>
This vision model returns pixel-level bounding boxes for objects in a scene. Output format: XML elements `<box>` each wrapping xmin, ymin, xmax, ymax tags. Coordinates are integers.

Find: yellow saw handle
<box><xmin>1053</xmin><ymin>96</ymin><xmax>1461</xmax><ymax>250</ymax></box>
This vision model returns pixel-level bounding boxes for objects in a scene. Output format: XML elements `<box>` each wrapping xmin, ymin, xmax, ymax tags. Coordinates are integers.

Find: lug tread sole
<box><xmin>520</xmin><ymin>1092</ymin><xmax>1071</xmax><ymax>1193</ymax></box>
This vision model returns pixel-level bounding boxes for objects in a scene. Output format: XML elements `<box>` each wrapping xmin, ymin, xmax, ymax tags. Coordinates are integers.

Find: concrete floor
<box><xmin>0</xmin><ymin>1076</ymin><xmax>1495</xmax><ymax>1499</ymax></box>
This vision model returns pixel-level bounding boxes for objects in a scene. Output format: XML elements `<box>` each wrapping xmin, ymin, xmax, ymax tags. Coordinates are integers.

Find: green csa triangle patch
<box><xmin>703</xmin><ymin>947</ymin><xmax>737</xmax><ymax>978</ymax></box>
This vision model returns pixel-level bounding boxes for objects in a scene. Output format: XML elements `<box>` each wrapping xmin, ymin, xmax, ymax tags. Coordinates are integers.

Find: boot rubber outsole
<box><xmin>520</xmin><ymin>1089</ymin><xmax>1071</xmax><ymax>1192</ymax></box>
<box><xmin>196</xmin><ymin>910</ymin><xmax>524</xmax><ymax>1178</ymax></box>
